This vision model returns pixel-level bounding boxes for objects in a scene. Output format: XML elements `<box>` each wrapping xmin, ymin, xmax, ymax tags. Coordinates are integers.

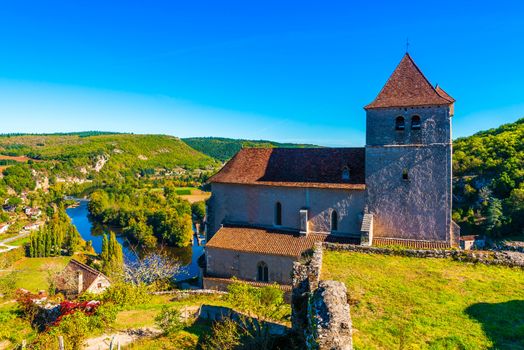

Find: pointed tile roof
<box><xmin>435</xmin><ymin>85</ymin><xmax>455</xmax><ymax>103</ymax></box>
<box><xmin>365</xmin><ymin>53</ymin><xmax>454</xmax><ymax>109</ymax></box>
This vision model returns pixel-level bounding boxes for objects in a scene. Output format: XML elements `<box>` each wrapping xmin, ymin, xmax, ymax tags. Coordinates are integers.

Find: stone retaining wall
<box><xmin>323</xmin><ymin>242</ymin><xmax>524</xmax><ymax>268</ymax></box>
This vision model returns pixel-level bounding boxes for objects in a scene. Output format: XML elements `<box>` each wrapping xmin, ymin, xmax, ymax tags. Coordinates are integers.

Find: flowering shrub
<box><xmin>54</xmin><ymin>300</ymin><xmax>100</xmax><ymax>326</ymax></box>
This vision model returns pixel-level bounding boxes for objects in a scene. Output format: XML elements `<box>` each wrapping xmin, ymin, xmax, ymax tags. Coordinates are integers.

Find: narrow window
<box><xmin>395</xmin><ymin>116</ymin><xmax>405</xmax><ymax>130</ymax></box>
<box><xmin>411</xmin><ymin>115</ymin><xmax>421</xmax><ymax>130</ymax></box>
<box><xmin>257</xmin><ymin>261</ymin><xmax>269</xmax><ymax>282</ymax></box>
<box><xmin>275</xmin><ymin>202</ymin><xmax>282</xmax><ymax>226</ymax></box>
<box><xmin>331</xmin><ymin>210</ymin><xmax>338</xmax><ymax>232</ymax></box>
<box><xmin>402</xmin><ymin>169</ymin><xmax>409</xmax><ymax>181</ymax></box>
<box><xmin>342</xmin><ymin>167</ymin><xmax>350</xmax><ymax>181</ymax></box>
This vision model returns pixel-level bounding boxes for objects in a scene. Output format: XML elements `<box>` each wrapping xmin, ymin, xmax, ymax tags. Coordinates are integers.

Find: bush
<box><xmin>49</xmin><ymin>311</ymin><xmax>91</xmax><ymax>350</ymax></box>
<box><xmin>227</xmin><ymin>281</ymin><xmax>287</xmax><ymax>321</ymax></box>
<box><xmin>101</xmin><ymin>282</ymin><xmax>151</xmax><ymax>307</ymax></box>
<box><xmin>0</xmin><ymin>246</ymin><xmax>25</xmax><ymax>269</ymax></box>
<box><xmin>0</xmin><ymin>272</ymin><xmax>18</xmax><ymax>299</ymax></box>
<box><xmin>155</xmin><ymin>306</ymin><xmax>183</xmax><ymax>335</ymax></box>
<box><xmin>201</xmin><ymin>318</ymin><xmax>242</xmax><ymax>350</ymax></box>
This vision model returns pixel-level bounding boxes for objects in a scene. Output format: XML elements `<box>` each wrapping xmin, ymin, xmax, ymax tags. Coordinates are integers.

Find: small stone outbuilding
<box><xmin>57</xmin><ymin>259</ymin><xmax>111</xmax><ymax>296</ymax></box>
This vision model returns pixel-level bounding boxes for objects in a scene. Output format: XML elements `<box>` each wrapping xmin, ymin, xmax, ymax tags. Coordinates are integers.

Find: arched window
<box><xmin>395</xmin><ymin>116</ymin><xmax>405</xmax><ymax>130</ymax></box>
<box><xmin>342</xmin><ymin>167</ymin><xmax>350</xmax><ymax>181</ymax></box>
<box><xmin>402</xmin><ymin>168</ymin><xmax>409</xmax><ymax>181</ymax></box>
<box><xmin>275</xmin><ymin>202</ymin><xmax>282</xmax><ymax>226</ymax></box>
<box><xmin>411</xmin><ymin>115</ymin><xmax>421</xmax><ymax>130</ymax></box>
<box><xmin>331</xmin><ymin>210</ymin><xmax>338</xmax><ymax>232</ymax></box>
<box><xmin>257</xmin><ymin>261</ymin><xmax>269</xmax><ymax>282</ymax></box>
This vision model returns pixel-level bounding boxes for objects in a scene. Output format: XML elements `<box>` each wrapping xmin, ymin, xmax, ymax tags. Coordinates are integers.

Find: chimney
<box><xmin>77</xmin><ymin>271</ymin><xmax>83</xmax><ymax>294</ymax></box>
<box><xmin>300</xmin><ymin>209</ymin><xmax>309</xmax><ymax>236</ymax></box>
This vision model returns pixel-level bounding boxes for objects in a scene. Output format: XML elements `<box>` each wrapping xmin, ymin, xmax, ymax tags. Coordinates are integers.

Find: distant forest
<box><xmin>182</xmin><ymin>137</ymin><xmax>320</xmax><ymax>162</ymax></box>
<box><xmin>452</xmin><ymin>118</ymin><xmax>523</xmax><ymax>238</ymax></box>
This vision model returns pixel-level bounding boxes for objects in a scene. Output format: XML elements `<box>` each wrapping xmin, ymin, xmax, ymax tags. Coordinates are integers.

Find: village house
<box><xmin>56</xmin><ymin>259</ymin><xmax>111</xmax><ymax>296</ymax></box>
<box><xmin>23</xmin><ymin>222</ymin><xmax>42</xmax><ymax>231</ymax></box>
<box><xmin>204</xmin><ymin>53</ymin><xmax>459</xmax><ymax>288</ymax></box>
<box><xmin>24</xmin><ymin>207</ymin><xmax>42</xmax><ymax>218</ymax></box>
<box><xmin>460</xmin><ymin>235</ymin><xmax>486</xmax><ymax>250</ymax></box>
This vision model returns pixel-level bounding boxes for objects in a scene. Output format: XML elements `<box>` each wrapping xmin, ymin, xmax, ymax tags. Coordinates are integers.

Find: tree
<box><xmin>155</xmin><ymin>306</ymin><xmax>183</xmax><ymax>335</ymax></box>
<box><xmin>100</xmin><ymin>232</ymin><xmax>124</xmax><ymax>279</ymax></box>
<box><xmin>123</xmin><ymin>217</ymin><xmax>157</xmax><ymax>249</ymax></box>
<box><xmin>191</xmin><ymin>201</ymin><xmax>206</xmax><ymax>222</ymax></box>
<box><xmin>485</xmin><ymin>198</ymin><xmax>504</xmax><ymax>237</ymax></box>
<box><xmin>124</xmin><ymin>253</ymin><xmax>183</xmax><ymax>286</ymax></box>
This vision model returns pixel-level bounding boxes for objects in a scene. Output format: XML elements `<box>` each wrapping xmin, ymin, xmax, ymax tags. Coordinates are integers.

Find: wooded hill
<box><xmin>182</xmin><ymin>137</ymin><xmax>319</xmax><ymax>162</ymax></box>
<box><xmin>452</xmin><ymin>118</ymin><xmax>523</xmax><ymax>238</ymax></box>
<box><xmin>0</xmin><ymin>133</ymin><xmax>220</xmax><ymax>194</ymax></box>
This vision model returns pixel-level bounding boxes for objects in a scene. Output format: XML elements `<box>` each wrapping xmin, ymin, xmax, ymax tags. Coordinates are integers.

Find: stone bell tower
<box><xmin>364</xmin><ymin>53</ymin><xmax>456</xmax><ymax>246</ymax></box>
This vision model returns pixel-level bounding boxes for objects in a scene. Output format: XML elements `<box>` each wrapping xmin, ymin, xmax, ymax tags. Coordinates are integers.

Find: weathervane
<box><xmin>406</xmin><ymin>38</ymin><xmax>410</xmax><ymax>53</ymax></box>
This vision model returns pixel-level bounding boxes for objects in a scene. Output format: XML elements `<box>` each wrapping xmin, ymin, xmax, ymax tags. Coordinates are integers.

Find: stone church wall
<box><xmin>206</xmin><ymin>247</ymin><xmax>296</xmax><ymax>284</ymax></box>
<box><xmin>207</xmin><ymin>183</ymin><xmax>366</xmax><ymax>239</ymax></box>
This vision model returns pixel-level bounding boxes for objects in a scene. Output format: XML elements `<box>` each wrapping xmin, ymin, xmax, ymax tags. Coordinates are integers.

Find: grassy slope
<box><xmin>0</xmin><ymin>133</ymin><xmax>219</xmax><ymax>177</ymax></box>
<box><xmin>321</xmin><ymin>251</ymin><xmax>524</xmax><ymax>350</ymax></box>
<box><xmin>182</xmin><ymin>137</ymin><xmax>320</xmax><ymax>162</ymax></box>
<box><xmin>0</xmin><ymin>256</ymin><xmax>72</xmax><ymax>292</ymax></box>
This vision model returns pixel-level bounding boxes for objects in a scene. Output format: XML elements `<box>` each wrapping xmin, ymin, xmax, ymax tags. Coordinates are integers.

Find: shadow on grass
<box><xmin>466</xmin><ymin>300</ymin><xmax>524</xmax><ymax>350</ymax></box>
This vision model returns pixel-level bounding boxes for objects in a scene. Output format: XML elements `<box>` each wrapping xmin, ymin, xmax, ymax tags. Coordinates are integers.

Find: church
<box><xmin>204</xmin><ymin>53</ymin><xmax>459</xmax><ymax>287</ymax></box>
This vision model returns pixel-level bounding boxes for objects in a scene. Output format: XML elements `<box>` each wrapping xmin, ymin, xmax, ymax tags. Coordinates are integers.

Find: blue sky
<box><xmin>0</xmin><ymin>1</ymin><xmax>523</xmax><ymax>146</ymax></box>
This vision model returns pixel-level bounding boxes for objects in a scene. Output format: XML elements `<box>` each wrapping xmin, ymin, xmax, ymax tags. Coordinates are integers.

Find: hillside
<box><xmin>452</xmin><ymin>118</ymin><xmax>523</xmax><ymax>237</ymax></box>
<box><xmin>0</xmin><ymin>133</ymin><xmax>219</xmax><ymax>193</ymax></box>
<box><xmin>182</xmin><ymin>137</ymin><xmax>320</xmax><ymax>162</ymax></box>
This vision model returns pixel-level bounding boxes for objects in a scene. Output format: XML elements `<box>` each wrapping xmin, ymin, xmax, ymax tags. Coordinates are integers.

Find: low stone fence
<box><xmin>151</xmin><ymin>289</ymin><xmax>227</xmax><ymax>297</ymax></box>
<box><xmin>323</xmin><ymin>242</ymin><xmax>524</xmax><ymax>268</ymax></box>
<box><xmin>183</xmin><ymin>304</ymin><xmax>288</xmax><ymax>336</ymax></box>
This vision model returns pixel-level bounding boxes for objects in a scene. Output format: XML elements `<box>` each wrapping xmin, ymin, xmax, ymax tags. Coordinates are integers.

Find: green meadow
<box><xmin>322</xmin><ymin>250</ymin><xmax>524</xmax><ymax>350</ymax></box>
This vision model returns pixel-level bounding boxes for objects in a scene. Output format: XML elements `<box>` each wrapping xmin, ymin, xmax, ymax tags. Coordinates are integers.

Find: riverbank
<box><xmin>65</xmin><ymin>200</ymin><xmax>205</xmax><ymax>283</ymax></box>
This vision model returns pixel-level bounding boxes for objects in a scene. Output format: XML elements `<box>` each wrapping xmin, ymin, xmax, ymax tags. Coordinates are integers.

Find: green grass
<box><xmin>114</xmin><ymin>293</ymin><xmax>231</xmax><ymax>330</ymax></box>
<box><xmin>321</xmin><ymin>251</ymin><xmax>524</xmax><ymax>350</ymax></box>
<box><xmin>0</xmin><ymin>256</ymin><xmax>72</xmax><ymax>292</ymax></box>
<box><xmin>123</xmin><ymin>319</ymin><xmax>212</xmax><ymax>350</ymax></box>
<box><xmin>0</xmin><ymin>301</ymin><xmax>35</xmax><ymax>348</ymax></box>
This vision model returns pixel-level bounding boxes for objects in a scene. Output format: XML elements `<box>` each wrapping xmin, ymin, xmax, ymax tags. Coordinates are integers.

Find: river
<box><xmin>65</xmin><ymin>200</ymin><xmax>204</xmax><ymax>283</ymax></box>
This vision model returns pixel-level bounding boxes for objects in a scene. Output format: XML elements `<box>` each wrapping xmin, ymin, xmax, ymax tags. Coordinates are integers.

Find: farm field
<box><xmin>321</xmin><ymin>250</ymin><xmax>524</xmax><ymax>350</ymax></box>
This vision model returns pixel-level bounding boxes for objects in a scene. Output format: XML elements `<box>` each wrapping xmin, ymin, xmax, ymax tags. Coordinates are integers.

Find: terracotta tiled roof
<box><xmin>208</xmin><ymin>147</ymin><xmax>365</xmax><ymax>190</ymax></box>
<box><xmin>66</xmin><ymin>259</ymin><xmax>109</xmax><ymax>291</ymax></box>
<box><xmin>365</xmin><ymin>53</ymin><xmax>454</xmax><ymax>109</ymax></box>
<box><xmin>460</xmin><ymin>235</ymin><xmax>482</xmax><ymax>241</ymax></box>
<box><xmin>435</xmin><ymin>85</ymin><xmax>455</xmax><ymax>103</ymax></box>
<box><xmin>206</xmin><ymin>225</ymin><xmax>359</xmax><ymax>257</ymax></box>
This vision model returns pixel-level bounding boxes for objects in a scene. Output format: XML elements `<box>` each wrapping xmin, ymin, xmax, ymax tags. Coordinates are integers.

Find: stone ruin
<box><xmin>292</xmin><ymin>243</ymin><xmax>353</xmax><ymax>350</ymax></box>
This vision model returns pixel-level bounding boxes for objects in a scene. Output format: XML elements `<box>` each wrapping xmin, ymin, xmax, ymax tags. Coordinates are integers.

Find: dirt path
<box><xmin>0</xmin><ymin>231</ymin><xmax>30</xmax><ymax>253</ymax></box>
<box><xmin>83</xmin><ymin>328</ymin><xmax>161</xmax><ymax>350</ymax></box>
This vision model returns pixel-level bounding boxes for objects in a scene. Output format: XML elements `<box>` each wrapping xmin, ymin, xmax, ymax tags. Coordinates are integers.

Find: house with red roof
<box><xmin>204</xmin><ymin>54</ymin><xmax>459</xmax><ymax>289</ymax></box>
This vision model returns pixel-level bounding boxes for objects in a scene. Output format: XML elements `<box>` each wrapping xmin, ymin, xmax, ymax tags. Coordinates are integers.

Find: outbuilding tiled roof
<box><xmin>208</xmin><ymin>147</ymin><xmax>365</xmax><ymax>190</ymax></box>
<box><xmin>206</xmin><ymin>225</ymin><xmax>359</xmax><ymax>257</ymax></box>
<box><xmin>365</xmin><ymin>53</ymin><xmax>454</xmax><ymax>109</ymax></box>
<box><xmin>65</xmin><ymin>259</ymin><xmax>109</xmax><ymax>291</ymax></box>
